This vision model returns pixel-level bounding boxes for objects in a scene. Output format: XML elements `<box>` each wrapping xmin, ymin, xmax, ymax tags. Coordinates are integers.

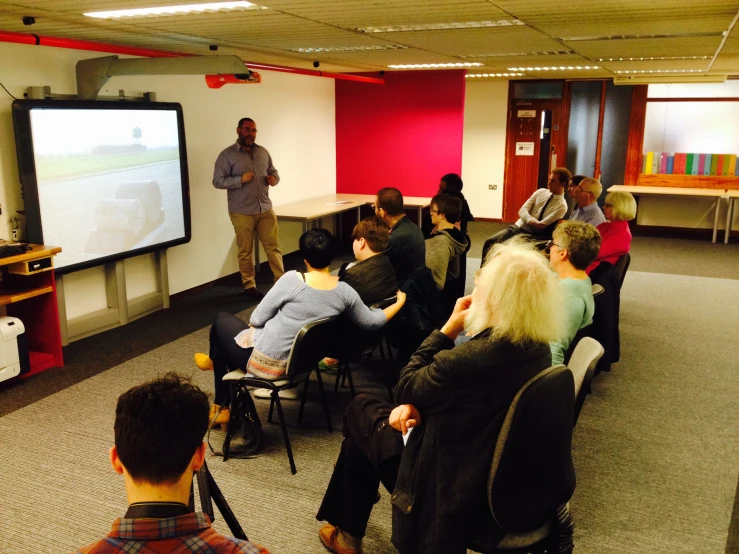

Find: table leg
<box><xmin>712</xmin><ymin>198</ymin><xmax>720</xmax><ymax>243</ymax></box>
<box><xmin>725</xmin><ymin>197</ymin><xmax>735</xmax><ymax>245</ymax></box>
<box><xmin>417</xmin><ymin>207</ymin><xmax>422</xmax><ymax>228</ymax></box>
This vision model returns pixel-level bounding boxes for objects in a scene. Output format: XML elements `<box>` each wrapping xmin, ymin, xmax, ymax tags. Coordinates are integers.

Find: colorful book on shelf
<box><xmin>678</xmin><ymin>153</ymin><xmax>686</xmax><ymax>174</ymax></box>
<box><xmin>652</xmin><ymin>152</ymin><xmax>660</xmax><ymax>174</ymax></box>
<box><xmin>685</xmin><ymin>153</ymin><xmax>694</xmax><ymax>175</ymax></box>
<box><xmin>671</xmin><ymin>153</ymin><xmax>679</xmax><ymax>174</ymax></box>
<box><xmin>728</xmin><ymin>154</ymin><xmax>737</xmax><ymax>176</ymax></box>
<box><xmin>659</xmin><ymin>153</ymin><xmax>667</xmax><ymax>174</ymax></box>
<box><xmin>698</xmin><ymin>154</ymin><xmax>706</xmax><ymax>175</ymax></box>
<box><xmin>666</xmin><ymin>155</ymin><xmax>674</xmax><ymax>175</ymax></box>
<box><xmin>644</xmin><ymin>152</ymin><xmax>654</xmax><ymax>174</ymax></box>
<box><xmin>690</xmin><ymin>153</ymin><xmax>699</xmax><ymax>175</ymax></box>
<box><xmin>704</xmin><ymin>154</ymin><xmax>712</xmax><ymax>176</ymax></box>
<box><xmin>710</xmin><ymin>154</ymin><xmax>718</xmax><ymax>176</ymax></box>
<box><xmin>717</xmin><ymin>155</ymin><xmax>724</xmax><ymax>176</ymax></box>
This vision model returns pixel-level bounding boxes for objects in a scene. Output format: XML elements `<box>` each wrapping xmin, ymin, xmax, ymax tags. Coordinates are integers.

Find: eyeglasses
<box><xmin>238</xmin><ymin>127</ymin><xmax>257</xmax><ymax>132</ymax></box>
<box><xmin>429</xmin><ymin>208</ymin><xmax>439</xmax><ymax>215</ymax></box>
<box><xmin>544</xmin><ymin>240</ymin><xmax>562</xmax><ymax>253</ymax></box>
<box><xmin>603</xmin><ymin>203</ymin><xmax>613</xmax><ymax>207</ymax></box>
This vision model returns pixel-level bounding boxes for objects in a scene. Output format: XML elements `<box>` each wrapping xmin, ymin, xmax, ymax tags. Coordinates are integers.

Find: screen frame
<box><xmin>12</xmin><ymin>99</ymin><xmax>191</xmax><ymax>275</ymax></box>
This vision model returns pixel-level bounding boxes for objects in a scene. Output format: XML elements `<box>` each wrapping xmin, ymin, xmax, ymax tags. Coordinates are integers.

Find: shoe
<box><xmin>318</xmin><ymin>359</ymin><xmax>340</xmax><ymax>375</ymax></box>
<box><xmin>244</xmin><ymin>287</ymin><xmax>264</xmax><ymax>299</ymax></box>
<box><xmin>194</xmin><ymin>353</ymin><xmax>213</xmax><ymax>372</ymax></box>
<box><xmin>209</xmin><ymin>404</ymin><xmax>230</xmax><ymax>431</ymax></box>
<box><xmin>253</xmin><ymin>387</ymin><xmax>299</xmax><ymax>400</ymax></box>
<box><xmin>318</xmin><ymin>524</ymin><xmax>363</xmax><ymax>554</ymax></box>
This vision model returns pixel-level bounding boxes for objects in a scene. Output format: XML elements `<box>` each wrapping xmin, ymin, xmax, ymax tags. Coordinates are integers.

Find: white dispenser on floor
<box><xmin>0</xmin><ymin>316</ymin><xmax>27</xmax><ymax>383</ymax></box>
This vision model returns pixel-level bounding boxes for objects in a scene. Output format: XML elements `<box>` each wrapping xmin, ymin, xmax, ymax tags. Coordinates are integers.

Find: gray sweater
<box><xmin>425</xmin><ymin>229</ymin><xmax>468</xmax><ymax>290</ymax></box>
<box><xmin>247</xmin><ymin>271</ymin><xmax>387</xmax><ymax>377</ymax></box>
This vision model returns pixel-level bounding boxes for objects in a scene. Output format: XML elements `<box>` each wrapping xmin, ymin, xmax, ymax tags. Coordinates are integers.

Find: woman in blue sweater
<box><xmin>195</xmin><ymin>229</ymin><xmax>406</xmax><ymax>425</ymax></box>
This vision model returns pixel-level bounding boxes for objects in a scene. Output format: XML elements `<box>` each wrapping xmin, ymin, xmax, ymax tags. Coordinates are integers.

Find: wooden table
<box><xmin>608</xmin><ymin>185</ymin><xmax>728</xmax><ymax>243</ymax></box>
<box><xmin>724</xmin><ymin>189</ymin><xmax>739</xmax><ymax>244</ymax></box>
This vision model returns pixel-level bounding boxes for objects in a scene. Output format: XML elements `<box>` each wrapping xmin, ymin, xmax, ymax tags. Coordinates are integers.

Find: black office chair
<box><xmin>328</xmin><ymin>296</ymin><xmax>397</xmax><ymax>399</ymax></box>
<box><xmin>468</xmin><ymin>365</ymin><xmax>576</xmax><ymax>553</ymax></box>
<box><xmin>614</xmin><ymin>252</ymin><xmax>631</xmax><ymax>289</ymax></box>
<box><xmin>222</xmin><ymin>316</ymin><xmax>338</xmax><ymax>474</ymax></box>
<box><xmin>567</xmin><ymin>337</ymin><xmax>604</xmax><ymax>425</ymax></box>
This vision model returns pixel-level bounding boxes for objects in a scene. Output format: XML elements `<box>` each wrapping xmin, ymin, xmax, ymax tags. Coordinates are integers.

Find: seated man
<box><xmin>564</xmin><ymin>174</ymin><xmax>586</xmax><ymax>219</ymax></box>
<box><xmin>425</xmin><ymin>194</ymin><xmax>468</xmax><ymax>291</ymax></box>
<box><xmin>570</xmin><ymin>177</ymin><xmax>606</xmax><ymax>227</ymax></box>
<box><xmin>481</xmin><ymin>167</ymin><xmax>570</xmax><ymax>262</ymax></box>
<box><xmin>316</xmin><ymin>241</ymin><xmax>563</xmax><ymax>554</ymax></box>
<box><xmin>339</xmin><ymin>216</ymin><xmax>398</xmax><ymax>306</ymax></box>
<box><xmin>374</xmin><ymin>187</ymin><xmax>426</xmax><ymax>285</ymax></box>
<box><xmin>76</xmin><ymin>373</ymin><xmax>267</xmax><ymax>553</ymax></box>
<box><xmin>546</xmin><ymin>220</ymin><xmax>602</xmax><ymax>364</ymax></box>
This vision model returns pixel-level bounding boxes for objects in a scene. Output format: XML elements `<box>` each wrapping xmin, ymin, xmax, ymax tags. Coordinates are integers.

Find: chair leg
<box><xmin>314</xmin><ymin>369</ymin><xmax>333</xmax><ymax>433</ymax></box>
<box><xmin>333</xmin><ymin>367</ymin><xmax>341</xmax><ymax>393</ymax></box>
<box><xmin>298</xmin><ymin>378</ymin><xmax>310</xmax><ymax>424</ymax></box>
<box><xmin>268</xmin><ymin>395</ymin><xmax>275</xmax><ymax>424</ymax></box>
<box><xmin>223</xmin><ymin>384</ymin><xmax>235</xmax><ymax>461</ymax></box>
<box><xmin>272</xmin><ymin>395</ymin><xmax>297</xmax><ymax>475</ymax></box>
<box><xmin>378</xmin><ymin>340</ymin><xmax>387</xmax><ymax>365</ymax></box>
<box><xmin>344</xmin><ymin>362</ymin><xmax>356</xmax><ymax>397</ymax></box>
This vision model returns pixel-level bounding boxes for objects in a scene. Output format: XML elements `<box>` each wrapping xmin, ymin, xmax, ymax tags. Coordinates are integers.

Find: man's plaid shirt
<box><xmin>76</xmin><ymin>511</ymin><xmax>268</xmax><ymax>553</ymax></box>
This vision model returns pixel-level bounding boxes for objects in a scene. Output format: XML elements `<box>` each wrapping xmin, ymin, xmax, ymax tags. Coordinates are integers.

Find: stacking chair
<box><xmin>328</xmin><ymin>296</ymin><xmax>397</xmax><ymax>399</ymax></box>
<box><xmin>591</xmin><ymin>283</ymin><xmax>604</xmax><ymax>297</ymax></box>
<box><xmin>468</xmin><ymin>365</ymin><xmax>576</xmax><ymax>554</ymax></box>
<box><xmin>222</xmin><ymin>316</ymin><xmax>338</xmax><ymax>474</ymax></box>
<box><xmin>614</xmin><ymin>252</ymin><xmax>631</xmax><ymax>289</ymax></box>
<box><xmin>566</xmin><ymin>337</ymin><xmax>604</xmax><ymax>425</ymax></box>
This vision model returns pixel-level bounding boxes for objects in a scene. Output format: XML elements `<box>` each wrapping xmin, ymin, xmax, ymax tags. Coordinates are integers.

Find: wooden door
<box><xmin>503</xmin><ymin>99</ymin><xmax>567</xmax><ymax>222</ymax></box>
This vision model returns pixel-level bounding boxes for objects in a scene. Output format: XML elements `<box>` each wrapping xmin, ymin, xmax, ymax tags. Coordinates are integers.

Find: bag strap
<box><xmin>206</xmin><ymin>404</ymin><xmax>226</xmax><ymax>457</ymax></box>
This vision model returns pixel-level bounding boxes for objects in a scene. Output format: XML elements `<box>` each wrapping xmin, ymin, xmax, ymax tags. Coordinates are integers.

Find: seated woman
<box><xmin>195</xmin><ymin>229</ymin><xmax>406</xmax><ymax>424</ymax></box>
<box><xmin>587</xmin><ymin>190</ymin><xmax>637</xmax><ymax>275</ymax></box>
<box><xmin>315</xmin><ymin>240</ymin><xmax>562</xmax><ymax>554</ymax></box>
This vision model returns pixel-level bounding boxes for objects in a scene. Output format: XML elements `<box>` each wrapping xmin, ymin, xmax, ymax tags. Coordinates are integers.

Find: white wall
<box><xmin>0</xmin><ymin>41</ymin><xmax>336</xmax><ymax>319</ymax></box>
<box><xmin>461</xmin><ymin>80</ymin><xmax>509</xmax><ymax>220</ymax></box>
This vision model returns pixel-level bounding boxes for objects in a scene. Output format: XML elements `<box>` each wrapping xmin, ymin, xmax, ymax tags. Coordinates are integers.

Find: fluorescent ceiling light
<box><xmin>560</xmin><ymin>32</ymin><xmax>721</xmax><ymax>41</ymax></box>
<box><xmin>466</xmin><ymin>73</ymin><xmax>524</xmax><ymax>78</ymax></box>
<box><xmin>291</xmin><ymin>45</ymin><xmax>408</xmax><ymax>53</ymax></box>
<box><xmin>357</xmin><ymin>20</ymin><xmax>524</xmax><ymax>33</ymax></box>
<box><xmin>507</xmin><ymin>66</ymin><xmax>599</xmax><ymax>71</ymax></box>
<box><xmin>84</xmin><ymin>1</ymin><xmax>259</xmax><ymax>19</ymax></box>
<box><xmin>388</xmin><ymin>62</ymin><xmax>482</xmax><ymax>69</ymax></box>
<box><xmin>460</xmin><ymin>51</ymin><xmax>572</xmax><ymax>58</ymax></box>
<box><xmin>614</xmin><ymin>75</ymin><xmax>726</xmax><ymax>85</ymax></box>
<box><xmin>615</xmin><ymin>69</ymin><xmax>704</xmax><ymax>74</ymax></box>
<box><xmin>598</xmin><ymin>56</ymin><xmax>710</xmax><ymax>61</ymax></box>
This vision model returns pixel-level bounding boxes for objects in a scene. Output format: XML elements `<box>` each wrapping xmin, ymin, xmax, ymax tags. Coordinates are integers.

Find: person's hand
<box><xmin>395</xmin><ymin>289</ymin><xmax>407</xmax><ymax>306</ymax></box>
<box><xmin>529</xmin><ymin>220</ymin><xmax>546</xmax><ymax>231</ymax></box>
<box><xmin>241</xmin><ymin>172</ymin><xmax>254</xmax><ymax>184</ymax></box>
<box><xmin>389</xmin><ymin>404</ymin><xmax>421</xmax><ymax>435</ymax></box>
<box><xmin>267</xmin><ymin>174</ymin><xmax>277</xmax><ymax>186</ymax></box>
<box><xmin>440</xmin><ymin>294</ymin><xmax>472</xmax><ymax>341</ymax></box>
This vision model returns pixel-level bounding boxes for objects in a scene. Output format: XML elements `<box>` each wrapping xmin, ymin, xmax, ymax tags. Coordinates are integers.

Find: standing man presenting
<box><xmin>213</xmin><ymin>118</ymin><xmax>284</xmax><ymax>299</ymax></box>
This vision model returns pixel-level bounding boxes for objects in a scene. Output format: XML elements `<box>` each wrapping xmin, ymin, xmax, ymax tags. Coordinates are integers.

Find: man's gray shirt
<box><xmin>212</xmin><ymin>142</ymin><xmax>280</xmax><ymax>215</ymax></box>
<box><xmin>571</xmin><ymin>202</ymin><xmax>606</xmax><ymax>227</ymax></box>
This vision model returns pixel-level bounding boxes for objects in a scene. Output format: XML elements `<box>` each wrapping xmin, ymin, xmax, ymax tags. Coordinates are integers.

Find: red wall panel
<box><xmin>336</xmin><ymin>70</ymin><xmax>466</xmax><ymax>197</ymax></box>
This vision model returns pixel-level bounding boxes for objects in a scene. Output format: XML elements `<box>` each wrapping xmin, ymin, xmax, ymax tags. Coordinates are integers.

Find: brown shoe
<box><xmin>319</xmin><ymin>524</ymin><xmax>363</xmax><ymax>554</ymax></box>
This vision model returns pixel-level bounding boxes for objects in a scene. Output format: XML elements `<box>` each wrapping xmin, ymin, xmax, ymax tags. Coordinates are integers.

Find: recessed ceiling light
<box><xmin>508</xmin><ymin>66</ymin><xmax>599</xmax><ymax>71</ymax></box>
<box><xmin>615</xmin><ymin>69</ymin><xmax>704</xmax><ymax>74</ymax></box>
<box><xmin>84</xmin><ymin>1</ymin><xmax>259</xmax><ymax>19</ymax></box>
<box><xmin>388</xmin><ymin>62</ymin><xmax>482</xmax><ymax>69</ymax></box>
<box><xmin>597</xmin><ymin>56</ymin><xmax>710</xmax><ymax>61</ymax></box>
<box><xmin>466</xmin><ymin>73</ymin><xmax>525</xmax><ymax>78</ymax></box>
<box><xmin>459</xmin><ymin>51</ymin><xmax>572</xmax><ymax>58</ymax></box>
<box><xmin>291</xmin><ymin>45</ymin><xmax>409</xmax><ymax>53</ymax></box>
<box><xmin>357</xmin><ymin>20</ymin><xmax>524</xmax><ymax>33</ymax></box>
<box><xmin>560</xmin><ymin>32</ymin><xmax>721</xmax><ymax>41</ymax></box>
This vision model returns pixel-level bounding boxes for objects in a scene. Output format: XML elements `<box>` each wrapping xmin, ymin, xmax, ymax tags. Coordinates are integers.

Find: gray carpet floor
<box><xmin>1</xmin><ymin>247</ymin><xmax>738</xmax><ymax>552</ymax></box>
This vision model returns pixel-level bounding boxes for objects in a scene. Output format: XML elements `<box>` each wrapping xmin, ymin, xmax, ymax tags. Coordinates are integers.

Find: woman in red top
<box><xmin>587</xmin><ymin>190</ymin><xmax>637</xmax><ymax>274</ymax></box>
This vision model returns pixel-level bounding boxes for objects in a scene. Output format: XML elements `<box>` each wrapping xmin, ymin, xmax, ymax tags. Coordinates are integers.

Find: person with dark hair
<box><xmin>213</xmin><ymin>117</ymin><xmax>283</xmax><ymax>300</ymax></box>
<box><xmin>425</xmin><ymin>195</ymin><xmax>468</xmax><ymax>291</ymax></box>
<box><xmin>438</xmin><ymin>173</ymin><xmax>474</xmax><ymax>234</ymax></box>
<box><xmin>195</xmin><ymin>229</ymin><xmax>406</xmax><ymax>416</ymax></box>
<box><xmin>374</xmin><ymin>187</ymin><xmax>426</xmax><ymax>285</ymax></box>
<box><xmin>76</xmin><ymin>373</ymin><xmax>268</xmax><ymax>553</ymax></box>
<box><xmin>339</xmin><ymin>217</ymin><xmax>398</xmax><ymax>306</ymax></box>
<box><xmin>546</xmin><ymin>221</ymin><xmax>602</xmax><ymax>364</ymax></box>
<box><xmin>481</xmin><ymin>167</ymin><xmax>571</xmax><ymax>262</ymax></box>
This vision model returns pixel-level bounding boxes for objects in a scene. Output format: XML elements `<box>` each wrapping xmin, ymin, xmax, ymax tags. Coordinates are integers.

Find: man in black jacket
<box><xmin>374</xmin><ymin>187</ymin><xmax>426</xmax><ymax>285</ymax></box>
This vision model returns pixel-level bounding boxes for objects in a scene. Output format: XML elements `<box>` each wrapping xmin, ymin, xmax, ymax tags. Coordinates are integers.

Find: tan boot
<box><xmin>318</xmin><ymin>524</ymin><xmax>363</xmax><ymax>554</ymax></box>
<box><xmin>194</xmin><ymin>353</ymin><xmax>213</xmax><ymax>371</ymax></box>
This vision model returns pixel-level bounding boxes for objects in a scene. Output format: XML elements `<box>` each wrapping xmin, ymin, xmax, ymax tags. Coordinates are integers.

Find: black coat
<box><xmin>339</xmin><ymin>253</ymin><xmax>398</xmax><ymax>307</ymax></box>
<box><xmin>391</xmin><ymin>330</ymin><xmax>551</xmax><ymax>554</ymax></box>
<box><xmin>386</xmin><ymin>216</ymin><xmax>426</xmax><ymax>285</ymax></box>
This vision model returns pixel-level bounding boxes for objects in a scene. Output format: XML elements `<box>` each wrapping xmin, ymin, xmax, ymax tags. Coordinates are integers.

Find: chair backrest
<box><xmin>284</xmin><ymin>317</ymin><xmax>338</xmax><ymax>385</ymax></box>
<box><xmin>591</xmin><ymin>283</ymin><xmax>604</xmax><ymax>297</ymax></box>
<box><xmin>567</xmin><ymin>337</ymin><xmax>604</xmax><ymax>425</ymax></box>
<box><xmin>488</xmin><ymin>365</ymin><xmax>576</xmax><ymax>533</ymax></box>
<box><xmin>563</xmin><ymin>323</ymin><xmax>591</xmax><ymax>365</ymax></box>
<box><xmin>614</xmin><ymin>252</ymin><xmax>631</xmax><ymax>289</ymax></box>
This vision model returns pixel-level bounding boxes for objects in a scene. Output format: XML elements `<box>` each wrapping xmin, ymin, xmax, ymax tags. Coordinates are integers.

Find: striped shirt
<box><xmin>212</xmin><ymin>142</ymin><xmax>280</xmax><ymax>215</ymax></box>
<box><xmin>76</xmin><ymin>511</ymin><xmax>268</xmax><ymax>553</ymax></box>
